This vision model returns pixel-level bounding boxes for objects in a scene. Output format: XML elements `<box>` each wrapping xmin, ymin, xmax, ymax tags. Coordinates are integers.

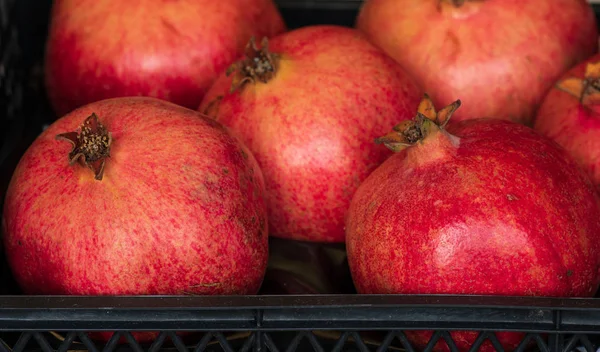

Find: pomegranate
<box><xmin>534</xmin><ymin>56</ymin><xmax>600</xmax><ymax>192</ymax></box>
<box><xmin>345</xmin><ymin>95</ymin><xmax>600</xmax><ymax>352</ymax></box>
<box><xmin>44</xmin><ymin>0</ymin><xmax>286</xmax><ymax>117</ymax></box>
<box><xmin>355</xmin><ymin>0</ymin><xmax>598</xmax><ymax>125</ymax></box>
<box><xmin>2</xmin><ymin>97</ymin><xmax>268</xmax><ymax>298</ymax></box>
<box><xmin>198</xmin><ymin>25</ymin><xmax>422</xmax><ymax>243</ymax></box>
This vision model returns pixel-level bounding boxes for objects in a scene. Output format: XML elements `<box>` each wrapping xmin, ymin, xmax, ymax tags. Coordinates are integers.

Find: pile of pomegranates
<box><xmin>2</xmin><ymin>0</ymin><xmax>600</xmax><ymax>350</ymax></box>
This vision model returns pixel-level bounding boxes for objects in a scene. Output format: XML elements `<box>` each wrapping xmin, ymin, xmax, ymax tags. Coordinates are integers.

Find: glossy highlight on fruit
<box><xmin>199</xmin><ymin>25</ymin><xmax>423</xmax><ymax>243</ymax></box>
<box><xmin>346</xmin><ymin>95</ymin><xmax>600</xmax><ymax>352</ymax></box>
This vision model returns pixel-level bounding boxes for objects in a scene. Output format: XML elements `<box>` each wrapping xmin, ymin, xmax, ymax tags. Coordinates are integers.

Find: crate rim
<box><xmin>2</xmin><ymin>294</ymin><xmax>600</xmax><ymax>334</ymax></box>
<box><xmin>0</xmin><ymin>294</ymin><xmax>600</xmax><ymax>309</ymax></box>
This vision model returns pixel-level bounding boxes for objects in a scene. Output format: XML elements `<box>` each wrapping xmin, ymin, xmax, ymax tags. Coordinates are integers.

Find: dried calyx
<box><xmin>226</xmin><ymin>36</ymin><xmax>280</xmax><ymax>93</ymax></box>
<box><xmin>556</xmin><ymin>61</ymin><xmax>600</xmax><ymax>105</ymax></box>
<box><xmin>375</xmin><ymin>94</ymin><xmax>461</xmax><ymax>153</ymax></box>
<box><xmin>56</xmin><ymin>113</ymin><xmax>112</xmax><ymax>181</ymax></box>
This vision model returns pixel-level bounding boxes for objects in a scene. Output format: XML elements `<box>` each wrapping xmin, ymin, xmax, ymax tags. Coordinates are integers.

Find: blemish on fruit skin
<box><xmin>506</xmin><ymin>194</ymin><xmax>518</xmax><ymax>201</ymax></box>
<box><xmin>239</xmin><ymin>149</ymin><xmax>248</xmax><ymax>160</ymax></box>
<box><xmin>190</xmin><ymin>282</ymin><xmax>221</xmax><ymax>289</ymax></box>
<box><xmin>367</xmin><ymin>201</ymin><xmax>378</xmax><ymax>212</ymax></box>
<box><xmin>160</xmin><ymin>17</ymin><xmax>182</xmax><ymax>37</ymax></box>
<box><xmin>443</xmin><ymin>30</ymin><xmax>461</xmax><ymax>62</ymax></box>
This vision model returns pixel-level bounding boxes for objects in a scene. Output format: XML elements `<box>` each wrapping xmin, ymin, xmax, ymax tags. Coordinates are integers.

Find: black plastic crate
<box><xmin>3</xmin><ymin>1</ymin><xmax>600</xmax><ymax>352</ymax></box>
<box><xmin>2</xmin><ymin>295</ymin><xmax>600</xmax><ymax>352</ymax></box>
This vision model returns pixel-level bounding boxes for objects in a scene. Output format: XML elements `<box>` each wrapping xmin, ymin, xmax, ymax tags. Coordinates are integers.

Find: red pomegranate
<box><xmin>355</xmin><ymin>0</ymin><xmax>598</xmax><ymax>125</ymax></box>
<box><xmin>44</xmin><ymin>0</ymin><xmax>286</xmax><ymax>117</ymax></box>
<box><xmin>2</xmin><ymin>97</ymin><xmax>268</xmax><ymax>297</ymax></box>
<box><xmin>345</xmin><ymin>95</ymin><xmax>600</xmax><ymax>352</ymax></box>
<box><xmin>534</xmin><ymin>55</ymin><xmax>600</xmax><ymax>192</ymax></box>
<box><xmin>198</xmin><ymin>25</ymin><xmax>422</xmax><ymax>243</ymax></box>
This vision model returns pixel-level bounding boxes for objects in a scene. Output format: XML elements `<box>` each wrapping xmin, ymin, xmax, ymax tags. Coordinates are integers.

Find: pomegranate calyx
<box><xmin>55</xmin><ymin>113</ymin><xmax>112</xmax><ymax>181</ymax></box>
<box><xmin>556</xmin><ymin>61</ymin><xmax>600</xmax><ymax>104</ymax></box>
<box><xmin>375</xmin><ymin>94</ymin><xmax>461</xmax><ymax>152</ymax></box>
<box><xmin>226</xmin><ymin>36</ymin><xmax>280</xmax><ymax>93</ymax></box>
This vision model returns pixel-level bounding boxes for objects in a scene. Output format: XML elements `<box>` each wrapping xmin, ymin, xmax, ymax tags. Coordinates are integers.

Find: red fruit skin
<box><xmin>199</xmin><ymin>25</ymin><xmax>422</xmax><ymax>243</ymax></box>
<box><xmin>346</xmin><ymin>119</ymin><xmax>600</xmax><ymax>352</ymax></box>
<box><xmin>355</xmin><ymin>0</ymin><xmax>598</xmax><ymax>125</ymax></box>
<box><xmin>534</xmin><ymin>53</ymin><xmax>600</xmax><ymax>192</ymax></box>
<box><xmin>44</xmin><ymin>0</ymin><xmax>286</xmax><ymax>117</ymax></box>
<box><xmin>2</xmin><ymin>97</ymin><xmax>268</xmax><ymax>297</ymax></box>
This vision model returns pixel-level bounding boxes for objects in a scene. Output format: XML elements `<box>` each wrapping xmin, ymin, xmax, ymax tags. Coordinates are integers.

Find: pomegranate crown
<box><xmin>556</xmin><ymin>61</ymin><xmax>600</xmax><ymax>105</ymax></box>
<box><xmin>56</xmin><ymin>113</ymin><xmax>112</xmax><ymax>181</ymax></box>
<box><xmin>375</xmin><ymin>94</ymin><xmax>461</xmax><ymax>152</ymax></box>
<box><xmin>226</xmin><ymin>36</ymin><xmax>281</xmax><ymax>93</ymax></box>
